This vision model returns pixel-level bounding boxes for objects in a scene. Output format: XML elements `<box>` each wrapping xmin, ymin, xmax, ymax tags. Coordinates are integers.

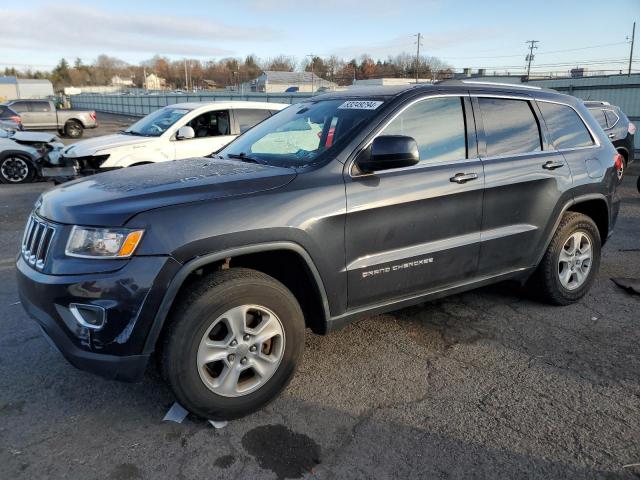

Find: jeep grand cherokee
<box><xmin>17</xmin><ymin>81</ymin><xmax>621</xmax><ymax>419</ymax></box>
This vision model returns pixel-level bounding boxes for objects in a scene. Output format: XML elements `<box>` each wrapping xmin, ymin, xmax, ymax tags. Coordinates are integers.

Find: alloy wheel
<box><xmin>0</xmin><ymin>157</ymin><xmax>29</xmax><ymax>183</ymax></box>
<box><xmin>558</xmin><ymin>231</ymin><xmax>593</xmax><ymax>290</ymax></box>
<box><xmin>196</xmin><ymin>304</ymin><xmax>285</xmax><ymax>397</ymax></box>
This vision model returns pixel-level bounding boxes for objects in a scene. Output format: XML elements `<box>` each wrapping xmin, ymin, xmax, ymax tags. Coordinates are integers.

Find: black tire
<box><xmin>0</xmin><ymin>155</ymin><xmax>35</xmax><ymax>184</ymax></box>
<box><xmin>161</xmin><ymin>268</ymin><xmax>305</xmax><ymax>420</ymax></box>
<box><xmin>64</xmin><ymin>120</ymin><xmax>83</xmax><ymax>138</ymax></box>
<box><xmin>528</xmin><ymin>212</ymin><xmax>601</xmax><ymax>305</ymax></box>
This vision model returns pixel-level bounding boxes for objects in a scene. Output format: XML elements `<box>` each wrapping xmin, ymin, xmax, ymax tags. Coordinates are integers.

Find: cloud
<box><xmin>0</xmin><ymin>4</ymin><xmax>279</xmax><ymax>59</ymax></box>
<box><xmin>246</xmin><ymin>0</ymin><xmax>438</xmax><ymax>14</ymax></box>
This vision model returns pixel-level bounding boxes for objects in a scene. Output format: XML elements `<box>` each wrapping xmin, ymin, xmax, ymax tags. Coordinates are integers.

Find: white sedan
<box><xmin>59</xmin><ymin>101</ymin><xmax>289</xmax><ymax>174</ymax></box>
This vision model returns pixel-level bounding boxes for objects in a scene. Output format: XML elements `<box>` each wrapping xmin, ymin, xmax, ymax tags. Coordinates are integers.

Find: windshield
<box><xmin>125</xmin><ymin>107</ymin><xmax>190</xmax><ymax>137</ymax></box>
<box><xmin>221</xmin><ymin>99</ymin><xmax>384</xmax><ymax>167</ymax></box>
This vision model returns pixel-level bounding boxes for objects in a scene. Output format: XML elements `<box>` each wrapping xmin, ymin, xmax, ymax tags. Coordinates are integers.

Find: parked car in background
<box><xmin>17</xmin><ymin>82</ymin><xmax>620</xmax><ymax>420</ymax></box>
<box><xmin>584</xmin><ymin>101</ymin><xmax>635</xmax><ymax>178</ymax></box>
<box><xmin>0</xmin><ymin>128</ymin><xmax>64</xmax><ymax>183</ymax></box>
<box><xmin>0</xmin><ymin>104</ymin><xmax>23</xmax><ymax>130</ymax></box>
<box><xmin>1</xmin><ymin>99</ymin><xmax>97</xmax><ymax>139</ymax></box>
<box><xmin>58</xmin><ymin>101</ymin><xmax>289</xmax><ymax>176</ymax></box>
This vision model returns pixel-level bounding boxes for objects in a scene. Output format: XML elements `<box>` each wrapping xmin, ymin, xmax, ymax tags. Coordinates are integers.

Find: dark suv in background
<box><xmin>17</xmin><ymin>82</ymin><xmax>620</xmax><ymax>420</ymax></box>
<box><xmin>584</xmin><ymin>101</ymin><xmax>635</xmax><ymax>177</ymax></box>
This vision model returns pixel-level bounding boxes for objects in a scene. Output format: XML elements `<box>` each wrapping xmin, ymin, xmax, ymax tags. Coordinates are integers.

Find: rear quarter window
<box><xmin>235</xmin><ymin>109</ymin><xmax>271</xmax><ymax>134</ymax></box>
<box><xmin>588</xmin><ymin>108</ymin><xmax>608</xmax><ymax>129</ymax></box>
<box><xmin>603</xmin><ymin>110</ymin><xmax>619</xmax><ymax>129</ymax></box>
<box><xmin>478</xmin><ymin>98</ymin><xmax>542</xmax><ymax>156</ymax></box>
<box><xmin>540</xmin><ymin>102</ymin><xmax>594</xmax><ymax>149</ymax></box>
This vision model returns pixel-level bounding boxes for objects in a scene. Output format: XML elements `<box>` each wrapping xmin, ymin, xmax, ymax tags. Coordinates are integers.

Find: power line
<box><xmin>442</xmin><ymin>41</ymin><xmax>630</xmax><ymax>60</ymax></box>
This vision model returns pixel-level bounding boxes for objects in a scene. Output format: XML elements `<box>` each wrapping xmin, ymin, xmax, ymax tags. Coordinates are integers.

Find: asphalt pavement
<box><xmin>0</xmin><ymin>145</ymin><xmax>639</xmax><ymax>479</ymax></box>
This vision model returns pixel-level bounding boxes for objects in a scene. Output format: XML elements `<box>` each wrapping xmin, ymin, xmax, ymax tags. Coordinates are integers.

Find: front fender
<box><xmin>141</xmin><ymin>241</ymin><xmax>331</xmax><ymax>354</ymax></box>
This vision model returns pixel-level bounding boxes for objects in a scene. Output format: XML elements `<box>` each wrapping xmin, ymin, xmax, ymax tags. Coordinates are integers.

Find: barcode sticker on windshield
<box><xmin>338</xmin><ymin>100</ymin><xmax>383</xmax><ymax>110</ymax></box>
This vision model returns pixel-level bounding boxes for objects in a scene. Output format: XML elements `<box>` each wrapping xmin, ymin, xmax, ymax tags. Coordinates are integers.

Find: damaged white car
<box><xmin>0</xmin><ymin>129</ymin><xmax>65</xmax><ymax>184</ymax></box>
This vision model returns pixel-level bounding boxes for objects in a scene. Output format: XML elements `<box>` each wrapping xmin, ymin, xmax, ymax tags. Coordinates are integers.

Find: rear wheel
<box><xmin>528</xmin><ymin>212</ymin><xmax>601</xmax><ymax>305</ymax></box>
<box><xmin>0</xmin><ymin>155</ymin><xmax>35</xmax><ymax>184</ymax></box>
<box><xmin>161</xmin><ymin>268</ymin><xmax>305</xmax><ymax>420</ymax></box>
<box><xmin>64</xmin><ymin>120</ymin><xmax>83</xmax><ymax>138</ymax></box>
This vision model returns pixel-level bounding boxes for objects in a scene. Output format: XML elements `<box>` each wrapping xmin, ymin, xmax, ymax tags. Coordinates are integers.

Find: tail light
<box><xmin>9</xmin><ymin>115</ymin><xmax>21</xmax><ymax>124</ymax></box>
<box><xmin>628</xmin><ymin>122</ymin><xmax>636</xmax><ymax>135</ymax></box>
<box><xmin>614</xmin><ymin>153</ymin><xmax>624</xmax><ymax>180</ymax></box>
<box><xmin>89</xmin><ymin>112</ymin><xmax>96</xmax><ymax>121</ymax></box>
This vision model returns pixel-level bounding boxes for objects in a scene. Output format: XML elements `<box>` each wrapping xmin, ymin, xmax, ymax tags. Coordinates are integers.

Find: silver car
<box><xmin>0</xmin><ymin>129</ymin><xmax>64</xmax><ymax>184</ymax></box>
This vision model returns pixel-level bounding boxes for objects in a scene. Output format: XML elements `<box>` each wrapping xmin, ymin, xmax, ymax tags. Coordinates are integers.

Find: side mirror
<box><xmin>356</xmin><ymin>135</ymin><xmax>419</xmax><ymax>173</ymax></box>
<box><xmin>176</xmin><ymin>126</ymin><xmax>195</xmax><ymax>140</ymax></box>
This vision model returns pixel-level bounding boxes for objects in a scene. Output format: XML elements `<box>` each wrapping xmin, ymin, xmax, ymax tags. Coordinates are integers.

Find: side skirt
<box><xmin>325</xmin><ymin>267</ymin><xmax>534</xmax><ymax>333</ymax></box>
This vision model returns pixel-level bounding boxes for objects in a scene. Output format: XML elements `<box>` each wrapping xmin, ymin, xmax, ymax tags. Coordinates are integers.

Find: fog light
<box><xmin>69</xmin><ymin>303</ymin><xmax>105</xmax><ymax>330</ymax></box>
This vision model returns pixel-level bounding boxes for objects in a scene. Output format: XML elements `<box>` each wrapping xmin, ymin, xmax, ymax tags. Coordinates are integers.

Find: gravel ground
<box><xmin>0</xmin><ymin>147</ymin><xmax>639</xmax><ymax>479</ymax></box>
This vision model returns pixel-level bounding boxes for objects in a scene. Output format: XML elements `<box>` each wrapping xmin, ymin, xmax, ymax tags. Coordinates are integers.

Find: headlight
<box><xmin>65</xmin><ymin>226</ymin><xmax>144</xmax><ymax>259</ymax></box>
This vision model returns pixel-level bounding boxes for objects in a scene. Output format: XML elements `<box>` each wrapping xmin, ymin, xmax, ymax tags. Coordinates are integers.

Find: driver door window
<box><xmin>381</xmin><ymin>97</ymin><xmax>467</xmax><ymax>164</ymax></box>
<box><xmin>186</xmin><ymin>110</ymin><xmax>231</xmax><ymax>139</ymax></box>
<box><xmin>173</xmin><ymin>110</ymin><xmax>234</xmax><ymax>160</ymax></box>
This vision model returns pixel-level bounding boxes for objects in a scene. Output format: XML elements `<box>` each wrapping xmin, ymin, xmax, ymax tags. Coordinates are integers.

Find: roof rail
<box><xmin>583</xmin><ymin>100</ymin><xmax>611</xmax><ymax>106</ymax></box>
<box><xmin>460</xmin><ymin>80</ymin><xmax>542</xmax><ymax>90</ymax></box>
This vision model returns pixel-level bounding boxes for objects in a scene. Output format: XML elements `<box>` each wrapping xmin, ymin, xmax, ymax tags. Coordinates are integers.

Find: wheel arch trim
<box><xmin>535</xmin><ymin>193</ymin><xmax>610</xmax><ymax>266</ymax></box>
<box><xmin>142</xmin><ymin>241</ymin><xmax>331</xmax><ymax>354</ymax></box>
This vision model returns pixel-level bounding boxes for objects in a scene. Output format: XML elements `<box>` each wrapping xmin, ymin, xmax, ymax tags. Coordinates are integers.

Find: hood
<box><xmin>37</xmin><ymin>158</ymin><xmax>296</xmax><ymax>226</ymax></box>
<box><xmin>63</xmin><ymin>134</ymin><xmax>155</xmax><ymax>157</ymax></box>
<box><xmin>11</xmin><ymin>131</ymin><xmax>59</xmax><ymax>144</ymax></box>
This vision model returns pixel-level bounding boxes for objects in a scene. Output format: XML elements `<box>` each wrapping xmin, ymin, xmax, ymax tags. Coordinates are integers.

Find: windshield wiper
<box><xmin>120</xmin><ymin>130</ymin><xmax>143</xmax><ymax>136</ymax></box>
<box><xmin>226</xmin><ymin>153</ymin><xmax>264</xmax><ymax>164</ymax></box>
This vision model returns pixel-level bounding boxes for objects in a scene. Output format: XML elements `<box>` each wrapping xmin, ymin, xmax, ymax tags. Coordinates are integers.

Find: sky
<box><xmin>0</xmin><ymin>0</ymin><xmax>638</xmax><ymax>74</ymax></box>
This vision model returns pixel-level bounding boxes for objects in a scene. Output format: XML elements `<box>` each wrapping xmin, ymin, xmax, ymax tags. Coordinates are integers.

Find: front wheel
<box><xmin>161</xmin><ymin>268</ymin><xmax>305</xmax><ymax>420</ymax></box>
<box><xmin>528</xmin><ymin>212</ymin><xmax>601</xmax><ymax>305</ymax></box>
<box><xmin>0</xmin><ymin>155</ymin><xmax>35</xmax><ymax>184</ymax></box>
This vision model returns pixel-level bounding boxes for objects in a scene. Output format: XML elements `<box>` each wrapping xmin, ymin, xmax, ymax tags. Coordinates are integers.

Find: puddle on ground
<box><xmin>242</xmin><ymin>424</ymin><xmax>320</xmax><ymax>479</ymax></box>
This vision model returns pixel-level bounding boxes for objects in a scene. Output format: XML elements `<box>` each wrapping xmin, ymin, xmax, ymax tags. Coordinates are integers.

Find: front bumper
<box><xmin>17</xmin><ymin>255</ymin><xmax>181</xmax><ymax>381</ymax></box>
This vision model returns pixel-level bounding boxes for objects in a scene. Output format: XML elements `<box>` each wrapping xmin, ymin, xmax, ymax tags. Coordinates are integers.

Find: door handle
<box><xmin>542</xmin><ymin>160</ymin><xmax>564</xmax><ymax>170</ymax></box>
<box><xmin>608</xmin><ymin>133</ymin><xmax>616</xmax><ymax>139</ymax></box>
<box><xmin>449</xmin><ymin>172</ymin><xmax>478</xmax><ymax>183</ymax></box>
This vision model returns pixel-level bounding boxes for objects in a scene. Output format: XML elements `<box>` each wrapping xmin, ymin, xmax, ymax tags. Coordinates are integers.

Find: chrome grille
<box><xmin>21</xmin><ymin>215</ymin><xmax>56</xmax><ymax>270</ymax></box>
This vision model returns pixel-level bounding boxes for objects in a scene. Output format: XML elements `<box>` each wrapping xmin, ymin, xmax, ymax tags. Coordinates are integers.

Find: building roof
<box><xmin>261</xmin><ymin>71</ymin><xmax>335</xmax><ymax>85</ymax></box>
<box><xmin>0</xmin><ymin>76</ymin><xmax>53</xmax><ymax>85</ymax></box>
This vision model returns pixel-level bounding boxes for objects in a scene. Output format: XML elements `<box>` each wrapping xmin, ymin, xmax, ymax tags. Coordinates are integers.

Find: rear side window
<box><xmin>235</xmin><ymin>109</ymin><xmax>271</xmax><ymax>134</ymax></box>
<box><xmin>478</xmin><ymin>98</ymin><xmax>541</xmax><ymax>156</ymax></box>
<box><xmin>382</xmin><ymin>97</ymin><xmax>467</xmax><ymax>164</ymax></box>
<box><xmin>589</xmin><ymin>108</ymin><xmax>607</xmax><ymax>129</ymax></box>
<box><xmin>30</xmin><ymin>101</ymin><xmax>51</xmax><ymax>112</ymax></box>
<box><xmin>539</xmin><ymin>102</ymin><xmax>594</xmax><ymax>149</ymax></box>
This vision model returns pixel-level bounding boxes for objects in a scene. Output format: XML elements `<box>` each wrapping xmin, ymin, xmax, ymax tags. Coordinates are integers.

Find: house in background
<box><xmin>144</xmin><ymin>73</ymin><xmax>166</xmax><ymax>90</ymax></box>
<box><xmin>111</xmin><ymin>75</ymin><xmax>135</xmax><ymax>87</ymax></box>
<box><xmin>241</xmin><ymin>71</ymin><xmax>337</xmax><ymax>93</ymax></box>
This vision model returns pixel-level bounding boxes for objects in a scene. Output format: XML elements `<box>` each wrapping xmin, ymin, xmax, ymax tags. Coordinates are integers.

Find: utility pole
<box><xmin>306</xmin><ymin>54</ymin><xmax>315</xmax><ymax>92</ymax></box>
<box><xmin>525</xmin><ymin>40</ymin><xmax>539</xmax><ymax>81</ymax></box>
<box><xmin>184</xmin><ymin>59</ymin><xmax>188</xmax><ymax>90</ymax></box>
<box><xmin>143</xmin><ymin>66</ymin><xmax>147</xmax><ymax>90</ymax></box>
<box><xmin>414</xmin><ymin>33</ymin><xmax>423</xmax><ymax>83</ymax></box>
<box><xmin>629</xmin><ymin>22</ymin><xmax>636</xmax><ymax>76</ymax></box>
